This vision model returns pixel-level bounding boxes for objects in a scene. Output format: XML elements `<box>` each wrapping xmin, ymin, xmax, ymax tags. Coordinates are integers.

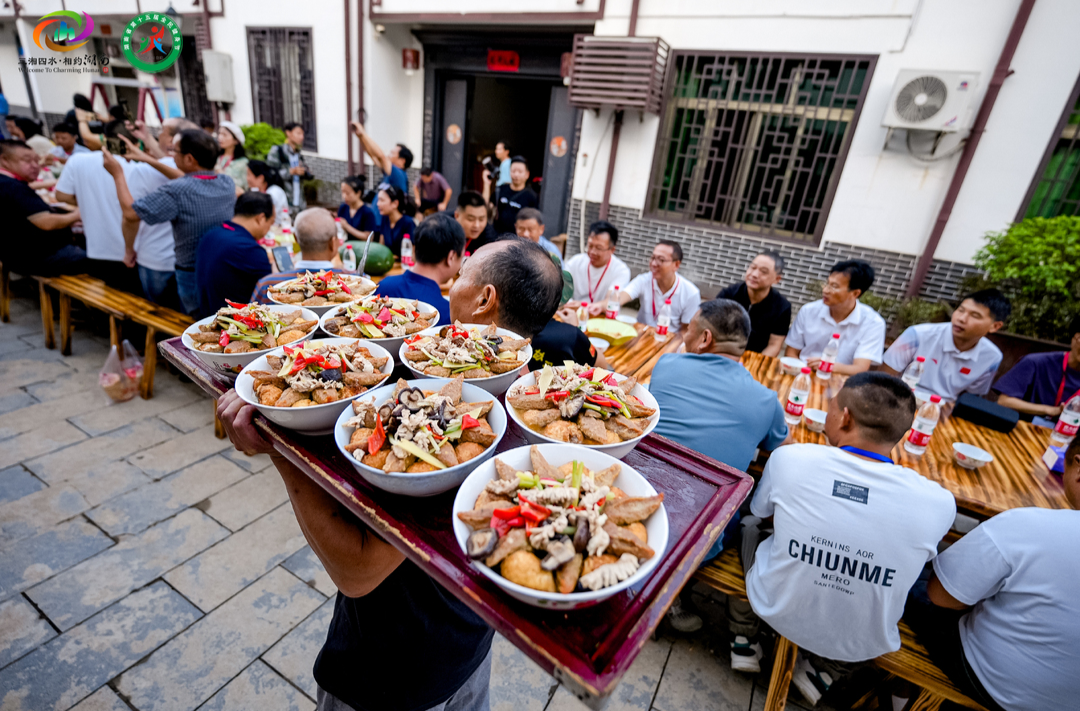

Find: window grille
<box><xmin>646</xmin><ymin>52</ymin><xmax>875</xmax><ymax>246</ymax></box>
<box><xmin>1021</xmin><ymin>75</ymin><xmax>1080</xmax><ymax>219</ymax></box>
<box><xmin>247</xmin><ymin>28</ymin><xmax>317</xmax><ymax>151</ymax></box>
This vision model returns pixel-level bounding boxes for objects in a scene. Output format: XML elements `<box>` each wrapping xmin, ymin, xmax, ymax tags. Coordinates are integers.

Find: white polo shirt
<box><xmin>786</xmin><ymin>300</ymin><xmax>886</xmax><ymax>365</ymax></box>
<box><xmin>882</xmin><ymin>322</ymin><xmax>1001</xmax><ymax>399</ymax></box>
<box><xmin>566</xmin><ymin>253</ymin><xmax>631</xmax><ymax>305</ymax></box>
<box><xmin>625</xmin><ymin>272</ymin><xmax>702</xmax><ymax>331</ymax></box>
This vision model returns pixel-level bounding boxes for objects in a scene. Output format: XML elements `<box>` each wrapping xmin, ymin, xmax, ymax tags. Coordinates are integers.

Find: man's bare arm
<box><xmin>997</xmin><ymin>394</ymin><xmax>1062</xmax><ymax>418</ymax></box>
<box><xmin>927</xmin><ymin>574</ymin><xmax>970</xmax><ymax>611</ymax></box>
<box><xmin>27</xmin><ymin>209</ymin><xmax>81</xmax><ymax>231</ymax></box>
<box><xmin>54</xmin><ymin>191</ymin><xmax>78</xmax><ymax>206</ymax></box>
<box><xmin>762</xmin><ymin>334</ymin><xmax>785</xmax><ymax>358</ymax></box>
<box><xmin>351</xmin><ymin>122</ymin><xmax>392</xmax><ymax>176</ymax></box>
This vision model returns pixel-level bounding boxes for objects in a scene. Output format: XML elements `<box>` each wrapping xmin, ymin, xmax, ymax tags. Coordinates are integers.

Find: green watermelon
<box><xmin>341</xmin><ymin>241</ymin><xmax>395</xmax><ymax>276</ymax></box>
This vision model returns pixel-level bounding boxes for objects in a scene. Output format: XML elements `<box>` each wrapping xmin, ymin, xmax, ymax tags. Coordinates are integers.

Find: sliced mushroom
<box><xmin>572</xmin><ymin>516</ymin><xmax>591</xmax><ymax>553</ymax></box>
<box><xmin>541</xmin><ymin>537</ymin><xmax>577</xmax><ymax>571</ymax></box>
<box><xmin>399</xmin><ymin>388</ymin><xmax>426</xmax><ymax>411</ymax></box>
<box><xmin>378</xmin><ymin>403</ymin><xmax>395</xmax><ymax>424</ymax></box>
<box><xmin>466</xmin><ymin>528</ymin><xmax>499</xmax><ymax>560</ymax></box>
<box><xmin>439</xmin><ymin>325</ymin><xmax>453</xmax><ymax>338</ymax></box>
<box><xmin>559</xmin><ymin>394</ymin><xmax>585</xmax><ymax>420</ymax></box>
<box><xmin>437</xmin><ymin>400</ymin><xmax>450</xmax><ymax>429</ymax></box>
<box><xmin>320</xmin><ymin>368</ymin><xmax>343</xmax><ymax>383</ymax></box>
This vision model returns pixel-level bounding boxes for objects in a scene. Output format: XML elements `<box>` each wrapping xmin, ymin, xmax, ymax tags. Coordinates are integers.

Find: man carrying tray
<box><xmin>216</xmin><ymin>235</ymin><xmax>564</xmax><ymax>711</ymax></box>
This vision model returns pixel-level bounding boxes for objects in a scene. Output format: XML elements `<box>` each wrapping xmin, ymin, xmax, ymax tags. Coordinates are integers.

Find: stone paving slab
<box><xmin>0</xmin><ymin>517</ymin><xmax>113</xmax><ymax>601</ymax></box>
<box><xmin>27</xmin><ymin>509</ymin><xmax>229</xmax><ymax>631</ymax></box>
<box><xmin>23</xmin><ymin>369</ymin><xmax>101</xmax><ymax>403</ymax></box>
<box><xmin>200</xmin><ymin>660</ymin><xmax>315</xmax><ymax>711</ymax></box>
<box><xmin>64</xmin><ymin>459</ymin><xmax>151</xmax><ymax>508</ymax></box>
<box><xmin>0</xmin><ymin>391</ymin><xmax>35</xmax><ymax>417</ymax></box>
<box><xmin>220</xmin><ymin>448</ymin><xmax>276</xmax><ymax>473</ymax></box>
<box><xmin>489</xmin><ymin>634</ymin><xmax>557</xmax><ymax>711</ymax></box>
<box><xmin>68</xmin><ymin>686</ymin><xmax>130</xmax><ymax>711</ymax></box>
<box><xmin>0</xmin><ymin>465</ymin><xmax>45</xmax><ymax>505</ymax></box>
<box><xmin>115</xmin><ymin>567</ymin><xmax>325</xmax><ymax>711</ymax></box>
<box><xmin>157</xmin><ymin>398</ymin><xmax>215</xmax><ymax>434</ymax></box>
<box><xmin>67</xmin><ymin>381</ymin><xmax>203</xmax><ymax>438</ymax></box>
<box><xmin>0</xmin><ymin>420</ymin><xmax>88</xmax><ymax>472</ymax></box>
<box><xmin>546</xmin><ymin>637</ymin><xmax>672</xmax><ymax>711</ymax></box>
<box><xmin>25</xmin><ymin>418</ymin><xmax>181</xmax><ymax>485</ymax></box>
<box><xmin>126</xmin><ymin>425</ymin><xmax>232</xmax><ymax>480</ymax></box>
<box><xmin>87</xmin><ymin>455</ymin><xmax>248</xmax><ymax>537</ymax></box>
<box><xmin>0</xmin><ymin>359</ymin><xmax>72</xmax><ymax>391</ymax></box>
<box><xmin>281</xmin><ymin>546</ymin><xmax>337</xmax><ymax>598</ymax></box>
<box><xmin>201</xmin><ymin>468</ymin><xmax>290</xmax><ymax>532</ymax></box>
<box><xmin>0</xmin><ymin>485</ymin><xmax>90</xmax><ymax>548</ymax></box>
<box><xmin>261</xmin><ymin>596</ymin><xmax>335</xmax><ymax>700</ymax></box>
<box><xmin>0</xmin><ymin>597</ymin><xmax>56</xmax><ymax>669</ymax></box>
<box><xmin>650</xmin><ymin>637</ymin><xmax>753</xmax><ymax>711</ymax></box>
<box><xmin>164</xmin><ymin>504</ymin><xmax>309</xmax><ymax>613</ymax></box>
<box><xmin>0</xmin><ymin>387</ymin><xmax>102</xmax><ymax>440</ymax></box>
<box><xmin>0</xmin><ymin>581</ymin><xmax>201</xmax><ymax>711</ymax></box>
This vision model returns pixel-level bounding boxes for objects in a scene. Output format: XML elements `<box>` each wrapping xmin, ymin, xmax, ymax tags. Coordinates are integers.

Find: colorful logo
<box><xmin>121</xmin><ymin>13</ymin><xmax>182</xmax><ymax>73</ymax></box>
<box><xmin>34</xmin><ymin>11</ymin><xmax>95</xmax><ymax>52</ymax></box>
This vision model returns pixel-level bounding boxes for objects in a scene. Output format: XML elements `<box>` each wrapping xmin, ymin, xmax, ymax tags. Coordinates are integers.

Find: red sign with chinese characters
<box><xmin>487</xmin><ymin>50</ymin><xmax>519</xmax><ymax>73</ymax></box>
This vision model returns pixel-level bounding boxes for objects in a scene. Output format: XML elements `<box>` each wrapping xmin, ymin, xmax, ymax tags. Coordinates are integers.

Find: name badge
<box><xmin>832</xmin><ymin>481</ymin><xmax>869</xmax><ymax>504</ymax></box>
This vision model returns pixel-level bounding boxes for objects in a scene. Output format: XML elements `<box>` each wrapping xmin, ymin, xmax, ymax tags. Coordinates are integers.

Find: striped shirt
<box><xmin>132</xmin><ymin>171</ymin><xmax>236</xmax><ymax>270</ymax></box>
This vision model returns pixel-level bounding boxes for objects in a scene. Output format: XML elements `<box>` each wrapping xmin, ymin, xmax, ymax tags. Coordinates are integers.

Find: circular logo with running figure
<box><xmin>122</xmin><ymin>13</ymin><xmax>183</xmax><ymax>73</ymax></box>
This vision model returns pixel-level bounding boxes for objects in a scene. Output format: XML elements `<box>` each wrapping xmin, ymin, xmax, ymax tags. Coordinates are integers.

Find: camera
<box><xmin>481</xmin><ymin>155</ymin><xmax>497</xmax><ymax>181</ymax></box>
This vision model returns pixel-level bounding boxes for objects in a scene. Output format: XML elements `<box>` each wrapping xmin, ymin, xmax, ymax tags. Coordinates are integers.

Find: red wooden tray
<box><xmin>161</xmin><ymin>337</ymin><xmax>752</xmax><ymax>706</ymax></box>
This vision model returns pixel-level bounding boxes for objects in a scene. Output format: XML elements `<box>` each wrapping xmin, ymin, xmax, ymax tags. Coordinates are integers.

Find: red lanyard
<box><xmin>0</xmin><ymin>168</ymin><xmax>24</xmax><ymax>181</ymax></box>
<box><xmin>652</xmin><ymin>276</ymin><xmax>679</xmax><ymax>319</ymax></box>
<box><xmin>587</xmin><ymin>260</ymin><xmax>612</xmax><ymax>302</ymax></box>
<box><xmin>192</xmin><ymin>174</ymin><xmax>217</xmax><ymax>180</ymax></box>
<box><xmin>1055</xmin><ymin>351</ymin><xmax>1080</xmax><ymax>406</ymax></box>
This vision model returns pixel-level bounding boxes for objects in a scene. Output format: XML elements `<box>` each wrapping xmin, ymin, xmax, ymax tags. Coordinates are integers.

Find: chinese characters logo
<box><xmin>33</xmin><ymin>11</ymin><xmax>95</xmax><ymax>52</ymax></box>
<box><xmin>122</xmin><ymin>12</ymin><xmax>183</xmax><ymax>73</ymax></box>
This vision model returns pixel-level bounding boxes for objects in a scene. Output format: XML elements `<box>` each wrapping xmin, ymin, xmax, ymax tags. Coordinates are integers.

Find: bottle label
<box><xmin>818</xmin><ymin>360</ymin><xmax>834</xmax><ymax>374</ymax></box>
<box><xmin>1055</xmin><ymin>411</ymin><xmax>1080</xmax><ymax>438</ymax></box>
<box><xmin>605</xmin><ymin>308</ymin><xmax>618</xmax><ymax>319</ymax></box>
<box><xmin>785</xmin><ymin>399</ymin><xmax>805</xmax><ymax>417</ymax></box>
<box><xmin>907</xmin><ymin>420</ymin><xmax>935</xmax><ymax>447</ymax></box>
<box><xmin>656</xmin><ymin>324</ymin><xmax>668</xmax><ymax>336</ymax></box>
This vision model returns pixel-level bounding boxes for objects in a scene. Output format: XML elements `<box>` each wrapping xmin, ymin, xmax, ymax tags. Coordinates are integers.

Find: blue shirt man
<box><xmin>374</xmin><ymin>212</ymin><xmax>464</xmax><ymax>328</ymax></box>
<box><xmin>194</xmin><ymin>192</ymin><xmax>275</xmax><ymax>317</ymax></box>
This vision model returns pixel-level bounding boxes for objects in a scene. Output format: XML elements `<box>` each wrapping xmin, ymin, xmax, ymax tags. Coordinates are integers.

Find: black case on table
<box><xmin>952</xmin><ymin>392</ymin><xmax>1019</xmax><ymax>434</ymax></box>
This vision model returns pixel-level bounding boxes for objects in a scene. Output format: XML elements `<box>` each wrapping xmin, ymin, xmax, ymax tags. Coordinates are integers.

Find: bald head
<box><xmin>295</xmin><ymin>208</ymin><xmax>338</xmax><ymax>258</ymax></box>
<box><xmin>160</xmin><ymin>118</ymin><xmax>199</xmax><ymax>146</ymax></box>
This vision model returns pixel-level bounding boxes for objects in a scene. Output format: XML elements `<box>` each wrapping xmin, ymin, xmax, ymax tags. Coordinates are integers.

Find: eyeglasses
<box><xmin>650</xmin><ymin>256</ymin><xmax>675</xmax><ymax>265</ymax></box>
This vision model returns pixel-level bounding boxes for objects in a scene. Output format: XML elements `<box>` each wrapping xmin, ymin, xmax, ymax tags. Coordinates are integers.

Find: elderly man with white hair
<box><xmin>250</xmin><ymin>207</ymin><xmax>344</xmax><ymax>303</ymax></box>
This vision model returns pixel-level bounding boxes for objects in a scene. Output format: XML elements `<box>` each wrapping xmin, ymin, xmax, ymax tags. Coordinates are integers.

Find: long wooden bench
<box><xmin>693</xmin><ymin>549</ymin><xmax>988</xmax><ymax>711</ymax></box>
<box><xmin>36</xmin><ymin>274</ymin><xmax>193</xmax><ymax>399</ymax></box>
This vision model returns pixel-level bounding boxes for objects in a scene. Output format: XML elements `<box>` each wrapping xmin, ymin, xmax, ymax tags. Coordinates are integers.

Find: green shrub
<box><xmin>241</xmin><ymin>123</ymin><xmax>286</xmax><ymax>161</ymax></box>
<box><xmin>973</xmin><ymin>216</ymin><xmax>1080</xmax><ymax>342</ymax></box>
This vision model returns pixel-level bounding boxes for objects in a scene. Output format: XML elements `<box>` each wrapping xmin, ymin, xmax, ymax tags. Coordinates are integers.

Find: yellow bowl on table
<box><xmin>585</xmin><ymin>318</ymin><xmax>637</xmax><ymax>347</ymax></box>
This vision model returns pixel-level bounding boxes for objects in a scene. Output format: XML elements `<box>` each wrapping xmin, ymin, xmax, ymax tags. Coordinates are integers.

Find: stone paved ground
<box><xmin>0</xmin><ymin>288</ymin><xmax>836</xmax><ymax>711</ymax></box>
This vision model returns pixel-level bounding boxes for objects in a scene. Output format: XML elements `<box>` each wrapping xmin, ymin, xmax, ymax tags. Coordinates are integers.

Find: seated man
<box><xmin>454</xmin><ymin>190</ymin><xmax>497</xmax><ymax>255</ymax></box>
<box><xmin>0</xmin><ymin>139</ymin><xmax>85</xmax><ymax>276</ymax></box>
<box><xmin>650</xmin><ymin>298</ymin><xmax>789</xmax><ymax>633</ymax></box>
<box><xmin>994</xmin><ymin>313</ymin><xmax>1080</xmax><ymax>426</ymax></box>
<box><xmin>716</xmin><ymin>250</ymin><xmax>791</xmax><ymax>357</ymax></box>
<box><xmin>608</xmin><ymin>240</ymin><xmax>701</xmax><ymax>332</ymax></box>
<box><xmin>375</xmin><ymin>211</ymin><xmax>462</xmax><ymax>327</ymax></box>
<box><xmin>565</xmin><ymin>220</ymin><xmax>631</xmax><ymax>308</ymax></box>
<box><xmin>881</xmin><ymin>289</ymin><xmax>1009</xmax><ymax>401</ymax></box>
<box><xmin>785</xmin><ymin>259</ymin><xmax>885</xmax><ymax>376</ymax></box>
<box><xmin>250</xmin><ymin>208</ymin><xmax>344</xmax><ymax>303</ymax></box>
<box><xmin>195</xmin><ymin>192</ymin><xmax>275</xmax><ymax>317</ymax></box>
<box><xmin>514</xmin><ymin>208</ymin><xmax>562</xmax><ymax>262</ymax></box>
<box><xmin>449</xmin><ymin>235</ymin><xmax>563</xmax><ymax>340</ymax></box>
<box><xmin>736</xmin><ymin>373</ymin><xmax>955</xmax><ymax>706</ymax></box>
<box><xmin>906</xmin><ymin>435</ymin><xmax>1080</xmax><ymax>711</ymax></box>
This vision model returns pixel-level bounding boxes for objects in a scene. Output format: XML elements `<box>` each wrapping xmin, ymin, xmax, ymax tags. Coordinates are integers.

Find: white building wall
<box><xmin>0</xmin><ymin>22</ymin><xmax>30</xmax><ymax>109</ymax></box>
<box><xmin>573</xmin><ymin>0</ymin><xmax>1080</xmax><ymax>265</ymax></box>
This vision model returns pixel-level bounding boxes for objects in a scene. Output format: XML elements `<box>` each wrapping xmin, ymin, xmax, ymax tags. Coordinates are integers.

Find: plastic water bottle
<box><xmin>577</xmin><ymin>301</ymin><xmax>589</xmax><ymax>332</ymax></box>
<box><xmin>1049</xmin><ymin>394</ymin><xmax>1080</xmax><ymax>447</ymax></box>
<box><xmin>335</xmin><ymin>217</ymin><xmax>346</xmax><ymax>243</ymax></box>
<box><xmin>785</xmin><ymin>367</ymin><xmax>812</xmax><ymax>426</ymax></box>
<box><xmin>904</xmin><ymin>394</ymin><xmax>942</xmax><ymax>456</ymax></box>
<box><xmin>605</xmin><ymin>285</ymin><xmax>620</xmax><ymax>320</ymax></box>
<box><xmin>401</xmin><ymin>234</ymin><xmax>415</xmax><ymax>269</ymax></box>
<box><xmin>281</xmin><ymin>209</ymin><xmax>292</xmax><ymax>230</ymax></box>
<box><xmin>817</xmin><ymin>332</ymin><xmax>841</xmax><ymax>380</ymax></box>
<box><xmin>342</xmin><ymin>244</ymin><xmax>357</xmax><ymax>271</ymax></box>
<box><xmin>902</xmin><ymin>356</ymin><xmax>926</xmax><ymax>390</ymax></box>
<box><xmin>654</xmin><ymin>299</ymin><xmax>672</xmax><ymax>343</ymax></box>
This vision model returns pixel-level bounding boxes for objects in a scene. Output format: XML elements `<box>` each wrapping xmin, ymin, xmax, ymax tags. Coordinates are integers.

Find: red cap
<box><xmin>801</xmin><ymin>367</ymin><xmax>812</xmax><ymax>374</ymax></box>
<box><xmin>930</xmin><ymin>395</ymin><xmax>942</xmax><ymax>403</ymax></box>
<box><xmin>832</xmin><ymin>333</ymin><xmax>841</xmax><ymax>339</ymax></box>
<box><xmin>916</xmin><ymin>356</ymin><xmax>925</xmax><ymax>362</ymax></box>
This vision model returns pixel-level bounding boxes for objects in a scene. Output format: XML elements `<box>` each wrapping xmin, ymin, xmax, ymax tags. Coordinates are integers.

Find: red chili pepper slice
<box><xmin>518</xmin><ymin>495</ymin><xmax>551</xmax><ymax>517</ymax></box>
<box><xmin>460</xmin><ymin>414</ymin><xmax>481</xmax><ymax>430</ymax></box>
<box><xmin>377</xmin><ymin>307</ymin><xmax>393</xmax><ymax>323</ymax></box>
<box><xmin>338</xmin><ymin>280</ymin><xmax>352</xmax><ymax>295</ymax></box>
<box><xmin>325</xmin><ymin>357</ymin><xmax>342</xmax><ymax>370</ymax></box>
<box><xmin>504</xmin><ymin>517</ymin><xmax>525</xmax><ymax>528</ymax></box>
<box><xmin>356</xmin><ymin>312</ymin><xmax>374</xmax><ymax>324</ymax></box>
<box><xmin>524</xmin><ymin>387</ymin><xmax>540</xmax><ymax>395</ymax></box>
<box><xmin>520</xmin><ymin>508</ymin><xmax>546</xmax><ymax>524</ymax></box>
<box><xmin>490</xmin><ymin>515</ymin><xmax>512</xmax><ymax>538</ymax></box>
<box><xmin>225</xmin><ymin>299</ymin><xmax>248</xmax><ymax>309</ymax></box>
<box><xmin>312</xmin><ymin>289</ymin><xmax>334</xmax><ymax>297</ymax></box>
<box><xmin>603</xmin><ymin>374</ymin><xmax>619</xmax><ymax>387</ymax></box>
<box><xmin>404</xmin><ymin>335</ymin><xmax>423</xmax><ymax>345</ymax></box>
<box><xmin>491</xmin><ymin>506</ymin><xmax>521</xmax><ymax>520</ymax></box>
<box><xmin>368</xmin><ymin>417</ymin><xmax>386</xmax><ymax>456</ymax></box>
<box><xmin>580</xmin><ymin>368</ymin><xmax>595</xmax><ymax>381</ymax></box>
<box><xmin>544</xmin><ymin>390</ymin><xmax>570</xmax><ymax>402</ymax></box>
<box><xmin>218</xmin><ymin>331</ymin><xmax>230</xmax><ymax>347</ymax></box>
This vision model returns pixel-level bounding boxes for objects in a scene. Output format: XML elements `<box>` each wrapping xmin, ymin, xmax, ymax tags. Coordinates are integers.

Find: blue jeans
<box><xmin>174</xmin><ymin>268</ymin><xmax>200</xmax><ymax>316</ymax></box>
<box><xmin>139</xmin><ymin>266</ymin><xmax>177</xmax><ymax>305</ymax></box>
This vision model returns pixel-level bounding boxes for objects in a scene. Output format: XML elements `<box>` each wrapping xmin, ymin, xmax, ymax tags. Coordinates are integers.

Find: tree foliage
<box><xmin>240</xmin><ymin>123</ymin><xmax>286</xmax><ymax>161</ymax></box>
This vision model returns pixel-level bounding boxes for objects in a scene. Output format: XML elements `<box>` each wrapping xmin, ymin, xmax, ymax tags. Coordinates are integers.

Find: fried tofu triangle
<box><xmin>603</xmin><ymin>493</ymin><xmax>664</xmax><ymax>525</ymax></box>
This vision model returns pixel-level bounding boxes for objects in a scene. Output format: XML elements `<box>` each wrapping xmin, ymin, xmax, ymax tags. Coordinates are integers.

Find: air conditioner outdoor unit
<box><xmin>882</xmin><ymin>69</ymin><xmax>980</xmax><ymax>132</ymax></box>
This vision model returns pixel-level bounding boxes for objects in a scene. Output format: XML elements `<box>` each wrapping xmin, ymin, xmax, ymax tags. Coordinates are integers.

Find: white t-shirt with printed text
<box><xmin>624</xmin><ymin>272</ymin><xmax>701</xmax><ymax>331</ymax></box>
<box><xmin>746</xmin><ymin>444</ymin><xmax>955</xmax><ymax>662</ymax></box>
<box><xmin>566</xmin><ymin>253</ymin><xmax>631</xmax><ymax>305</ymax></box>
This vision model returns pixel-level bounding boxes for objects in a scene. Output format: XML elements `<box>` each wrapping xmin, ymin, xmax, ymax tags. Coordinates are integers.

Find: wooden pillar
<box><xmin>38</xmin><ymin>280</ymin><xmax>55</xmax><ymax>349</ymax></box>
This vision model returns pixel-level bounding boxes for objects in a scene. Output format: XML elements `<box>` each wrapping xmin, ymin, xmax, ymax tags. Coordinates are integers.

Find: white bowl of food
<box><xmin>334</xmin><ymin>377</ymin><xmax>506</xmax><ymax>496</ymax></box>
<box><xmin>319</xmin><ymin>296</ymin><xmax>442</xmax><ymax>361</ymax></box>
<box><xmin>952</xmin><ymin>442</ymin><xmax>993</xmax><ymax>470</ymax></box>
<box><xmin>504</xmin><ymin>363</ymin><xmax>660</xmax><ymax>459</ymax></box>
<box><xmin>267</xmin><ymin>270</ymin><xmax>377</xmax><ymax>316</ymax></box>
<box><xmin>235</xmin><ymin>337</ymin><xmax>393</xmax><ymax>435</ymax></box>
<box><xmin>182</xmin><ymin>304</ymin><xmax>319</xmax><ymax>378</ymax></box>
<box><xmin>780</xmin><ymin>356</ymin><xmax>807</xmax><ymax>376</ymax></box>
<box><xmin>804</xmin><ymin>408</ymin><xmax>827</xmax><ymax>433</ymax></box>
<box><xmin>399</xmin><ymin>323</ymin><xmax>533</xmax><ymax>396</ymax></box>
<box><xmin>453</xmin><ymin>443</ymin><xmax>668</xmax><ymax>611</ymax></box>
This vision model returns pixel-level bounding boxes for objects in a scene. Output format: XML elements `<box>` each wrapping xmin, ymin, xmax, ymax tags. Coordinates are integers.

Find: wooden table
<box><xmin>741</xmin><ymin>351</ymin><xmax>1069</xmax><ymax>518</ymax></box>
<box><xmin>604</xmin><ymin>323</ymin><xmax>681</xmax><ymax>384</ymax></box>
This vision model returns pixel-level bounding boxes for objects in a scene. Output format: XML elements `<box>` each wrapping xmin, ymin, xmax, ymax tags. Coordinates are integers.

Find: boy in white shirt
<box><xmin>785</xmin><ymin>260</ymin><xmax>885</xmax><ymax>375</ymax></box>
<box><xmin>731</xmin><ymin>372</ymin><xmax>955</xmax><ymax>707</ymax></box>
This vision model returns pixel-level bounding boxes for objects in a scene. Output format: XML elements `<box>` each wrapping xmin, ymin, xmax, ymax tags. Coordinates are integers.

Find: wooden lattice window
<box><xmin>247</xmin><ymin>27</ymin><xmax>317</xmax><ymax>151</ymax></box>
<box><xmin>646</xmin><ymin>52</ymin><xmax>875</xmax><ymax>246</ymax></box>
<box><xmin>1021</xmin><ymin>74</ymin><xmax>1080</xmax><ymax>220</ymax></box>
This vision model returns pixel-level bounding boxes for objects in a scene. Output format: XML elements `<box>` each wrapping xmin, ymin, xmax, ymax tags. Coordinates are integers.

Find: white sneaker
<box><xmin>729</xmin><ymin>635</ymin><xmax>763</xmax><ymax>673</ymax></box>
<box><xmin>791</xmin><ymin>653</ymin><xmax>833</xmax><ymax>707</ymax></box>
<box><xmin>666</xmin><ymin>600</ymin><xmax>703</xmax><ymax>633</ymax></box>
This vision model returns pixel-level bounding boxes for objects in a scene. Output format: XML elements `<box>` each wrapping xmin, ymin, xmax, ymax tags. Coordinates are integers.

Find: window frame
<box><xmin>1016</xmin><ymin>72</ymin><xmax>1080</xmax><ymax>221</ymax></box>
<box><xmin>246</xmin><ymin>26</ymin><xmax>318</xmax><ymax>152</ymax></box>
<box><xmin>644</xmin><ymin>49</ymin><xmax>877</xmax><ymax>248</ymax></box>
